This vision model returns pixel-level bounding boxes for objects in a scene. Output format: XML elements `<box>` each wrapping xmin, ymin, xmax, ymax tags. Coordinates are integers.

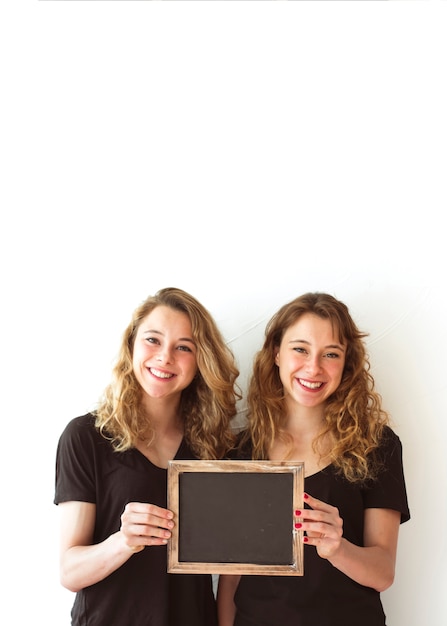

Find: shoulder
<box><xmin>377</xmin><ymin>425</ymin><xmax>404</xmax><ymax>457</ymax></box>
<box><xmin>59</xmin><ymin>412</ymin><xmax>96</xmax><ymax>437</ymax></box>
<box><xmin>367</xmin><ymin>425</ymin><xmax>405</xmax><ymax>473</ymax></box>
<box><xmin>57</xmin><ymin>413</ymin><xmax>104</xmax><ymax>452</ymax></box>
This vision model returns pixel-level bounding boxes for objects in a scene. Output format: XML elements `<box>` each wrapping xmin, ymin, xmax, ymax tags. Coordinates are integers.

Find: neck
<box><xmin>140</xmin><ymin>395</ymin><xmax>183</xmax><ymax>436</ymax></box>
<box><xmin>283</xmin><ymin>399</ymin><xmax>326</xmax><ymax>437</ymax></box>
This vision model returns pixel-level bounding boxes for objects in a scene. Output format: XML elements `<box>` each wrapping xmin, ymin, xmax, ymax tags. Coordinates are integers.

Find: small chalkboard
<box><xmin>167</xmin><ymin>459</ymin><xmax>304</xmax><ymax>575</ymax></box>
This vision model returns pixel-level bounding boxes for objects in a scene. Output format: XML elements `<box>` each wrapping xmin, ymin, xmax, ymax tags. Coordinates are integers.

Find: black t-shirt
<box><xmin>232</xmin><ymin>426</ymin><xmax>410</xmax><ymax>626</ymax></box>
<box><xmin>54</xmin><ymin>413</ymin><xmax>217</xmax><ymax>626</ymax></box>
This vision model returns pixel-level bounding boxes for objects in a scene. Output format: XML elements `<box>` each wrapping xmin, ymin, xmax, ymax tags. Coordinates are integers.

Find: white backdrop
<box><xmin>1</xmin><ymin>2</ymin><xmax>446</xmax><ymax>625</ymax></box>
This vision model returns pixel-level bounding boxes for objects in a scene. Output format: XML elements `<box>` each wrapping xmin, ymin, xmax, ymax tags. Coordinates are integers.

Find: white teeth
<box><xmin>150</xmin><ymin>368</ymin><xmax>174</xmax><ymax>379</ymax></box>
<box><xmin>299</xmin><ymin>379</ymin><xmax>322</xmax><ymax>389</ymax></box>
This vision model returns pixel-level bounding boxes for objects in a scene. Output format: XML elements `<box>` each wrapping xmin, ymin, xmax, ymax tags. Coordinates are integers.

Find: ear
<box><xmin>274</xmin><ymin>351</ymin><xmax>280</xmax><ymax>366</ymax></box>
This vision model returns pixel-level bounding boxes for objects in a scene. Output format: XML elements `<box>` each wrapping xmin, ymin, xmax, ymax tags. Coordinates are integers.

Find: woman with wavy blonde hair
<box><xmin>55</xmin><ymin>287</ymin><xmax>240</xmax><ymax>626</ymax></box>
<box><xmin>95</xmin><ymin>287</ymin><xmax>240</xmax><ymax>460</ymax></box>
<box><xmin>218</xmin><ymin>292</ymin><xmax>410</xmax><ymax>626</ymax></box>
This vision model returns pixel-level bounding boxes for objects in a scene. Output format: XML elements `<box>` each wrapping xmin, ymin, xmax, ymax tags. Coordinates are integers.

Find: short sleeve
<box><xmin>54</xmin><ymin>414</ymin><xmax>98</xmax><ymax>505</ymax></box>
<box><xmin>363</xmin><ymin>427</ymin><xmax>411</xmax><ymax>524</ymax></box>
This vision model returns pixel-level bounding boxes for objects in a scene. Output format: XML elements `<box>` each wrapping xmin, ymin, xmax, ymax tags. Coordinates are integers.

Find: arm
<box><xmin>300</xmin><ymin>493</ymin><xmax>401</xmax><ymax>592</ymax></box>
<box><xmin>59</xmin><ymin>500</ymin><xmax>175</xmax><ymax>592</ymax></box>
<box><xmin>217</xmin><ymin>575</ymin><xmax>241</xmax><ymax>626</ymax></box>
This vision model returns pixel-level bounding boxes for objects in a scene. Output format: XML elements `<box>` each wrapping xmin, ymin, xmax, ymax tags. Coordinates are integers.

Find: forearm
<box><xmin>60</xmin><ymin>531</ymin><xmax>138</xmax><ymax>592</ymax></box>
<box><xmin>327</xmin><ymin>538</ymin><xmax>395</xmax><ymax>592</ymax></box>
<box><xmin>217</xmin><ymin>575</ymin><xmax>240</xmax><ymax>626</ymax></box>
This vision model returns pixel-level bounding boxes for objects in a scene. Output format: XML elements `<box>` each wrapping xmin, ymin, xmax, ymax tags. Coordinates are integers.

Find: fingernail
<box><xmin>303</xmin><ymin>536</ymin><xmax>309</xmax><ymax>543</ymax></box>
<box><xmin>295</xmin><ymin>510</ymin><xmax>302</xmax><ymax>516</ymax></box>
<box><xmin>294</xmin><ymin>523</ymin><xmax>302</xmax><ymax>529</ymax></box>
<box><xmin>303</xmin><ymin>493</ymin><xmax>309</xmax><ymax>500</ymax></box>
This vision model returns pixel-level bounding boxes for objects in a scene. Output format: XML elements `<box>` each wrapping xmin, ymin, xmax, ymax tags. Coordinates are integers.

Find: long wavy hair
<box><xmin>243</xmin><ymin>292</ymin><xmax>390</xmax><ymax>482</ymax></box>
<box><xmin>95</xmin><ymin>288</ymin><xmax>241</xmax><ymax>459</ymax></box>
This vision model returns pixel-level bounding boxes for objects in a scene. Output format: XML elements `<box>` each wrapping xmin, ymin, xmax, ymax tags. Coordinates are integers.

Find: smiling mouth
<box><xmin>299</xmin><ymin>379</ymin><xmax>323</xmax><ymax>389</ymax></box>
<box><xmin>150</xmin><ymin>368</ymin><xmax>175</xmax><ymax>379</ymax></box>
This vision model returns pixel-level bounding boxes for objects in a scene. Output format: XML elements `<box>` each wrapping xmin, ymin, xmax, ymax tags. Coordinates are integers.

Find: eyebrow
<box><xmin>289</xmin><ymin>339</ymin><xmax>345</xmax><ymax>352</ymax></box>
<box><xmin>142</xmin><ymin>329</ymin><xmax>196</xmax><ymax>345</ymax></box>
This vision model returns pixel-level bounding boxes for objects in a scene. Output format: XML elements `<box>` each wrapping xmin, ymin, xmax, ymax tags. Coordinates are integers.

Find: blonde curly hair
<box><xmin>95</xmin><ymin>287</ymin><xmax>241</xmax><ymax>459</ymax></box>
<box><xmin>243</xmin><ymin>292</ymin><xmax>390</xmax><ymax>482</ymax></box>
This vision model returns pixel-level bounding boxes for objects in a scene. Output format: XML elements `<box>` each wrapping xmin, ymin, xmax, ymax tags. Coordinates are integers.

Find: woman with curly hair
<box><xmin>218</xmin><ymin>292</ymin><xmax>410</xmax><ymax>626</ymax></box>
<box><xmin>55</xmin><ymin>287</ymin><xmax>241</xmax><ymax>626</ymax></box>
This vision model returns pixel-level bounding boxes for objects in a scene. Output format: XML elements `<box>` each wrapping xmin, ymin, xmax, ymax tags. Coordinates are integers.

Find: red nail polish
<box><xmin>295</xmin><ymin>510</ymin><xmax>301</xmax><ymax>516</ymax></box>
<box><xmin>294</xmin><ymin>523</ymin><xmax>302</xmax><ymax>529</ymax></box>
<box><xmin>303</xmin><ymin>493</ymin><xmax>309</xmax><ymax>500</ymax></box>
<box><xmin>303</xmin><ymin>536</ymin><xmax>309</xmax><ymax>543</ymax></box>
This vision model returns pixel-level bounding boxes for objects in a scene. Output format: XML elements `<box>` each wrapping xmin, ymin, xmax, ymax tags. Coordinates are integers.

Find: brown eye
<box><xmin>177</xmin><ymin>345</ymin><xmax>192</xmax><ymax>352</ymax></box>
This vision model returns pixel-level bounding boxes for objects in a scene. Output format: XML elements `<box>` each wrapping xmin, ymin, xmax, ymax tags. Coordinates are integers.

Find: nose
<box><xmin>305</xmin><ymin>355</ymin><xmax>322</xmax><ymax>376</ymax></box>
<box><xmin>157</xmin><ymin>345</ymin><xmax>174</xmax><ymax>364</ymax></box>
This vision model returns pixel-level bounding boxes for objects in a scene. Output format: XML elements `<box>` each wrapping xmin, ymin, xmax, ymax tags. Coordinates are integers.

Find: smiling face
<box><xmin>274</xmin><ymin>313</ymin><xmax>346</xmax><ymax>411</ymax></box>
<box><xmin>132</xmin><ymin>305</ymin><xmax>198</xmax><ymax>404</ymax></box>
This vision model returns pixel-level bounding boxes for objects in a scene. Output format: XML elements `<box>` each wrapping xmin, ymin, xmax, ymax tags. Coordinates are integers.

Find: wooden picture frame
<box><xmin>167</xmin><ymin>459</ymin><xmax>304</xmax><ymax>575</ymax></box>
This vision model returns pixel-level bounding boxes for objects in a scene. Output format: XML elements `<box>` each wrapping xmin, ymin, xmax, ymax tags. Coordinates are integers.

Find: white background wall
<box><xmin>1</xmin><ymin>2</ymin><xmax>446</xmax><ymax>625</ymax></box>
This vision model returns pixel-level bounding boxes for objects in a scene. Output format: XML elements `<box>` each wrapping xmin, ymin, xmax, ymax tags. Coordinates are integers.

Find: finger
<box><xmin>125</xmin><ymin>502</ymin><xmax>174</xmax><ymax>520</ymax></box>
<box><xmin>303</xmin><ymin>492</ymin><xmax>335</xmax><ymax>513</ymax></box>
<box><xmin>121</xmin><ymin>522</ymin><xmax>172</xmax><ymax>549</ymax></box>
<box><xmin>121</xmin><ymin>515</ymin><xmax>174</xmax><ymax>547</ymax></box>
<box><xmin>129</xmin><ymin>519</ymin><xmax>173</xmax><ymax>537</ymax></box>
<box><xmin>123</xmin><ymin>504</ymin><xmax>175</xmax><ymax>531</ymax></box>
<box><xmin>305</xmin><ymin>530</ymin><xmax>324</xmax><ymax>538</ymax></box>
